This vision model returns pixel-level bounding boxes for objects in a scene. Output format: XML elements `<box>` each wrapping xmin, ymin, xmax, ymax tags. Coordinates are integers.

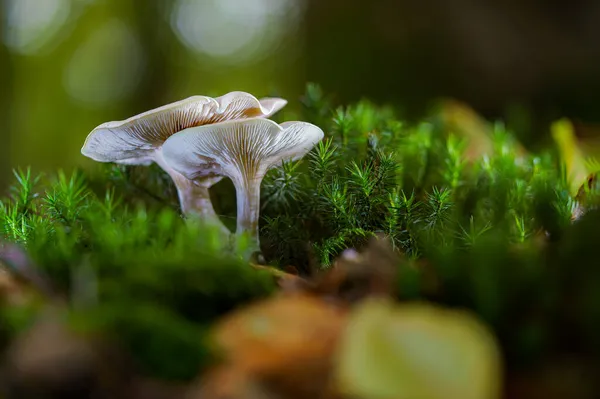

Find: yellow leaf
<box><xmin>335</xmin><ymin>298</ymin><xmax>502</xmax><ymax>399</ymax></box>
<box><xmin>439</xmin><ymin>99</ymin><xmax>494</xmax><ymax>161</ymax></box>
<box><xmin>551</xmin><ymin>118</ymin><xmax>589</xmax><ymax>195</ymax></box>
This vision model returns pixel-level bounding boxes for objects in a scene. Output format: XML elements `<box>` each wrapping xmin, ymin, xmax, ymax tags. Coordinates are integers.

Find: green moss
<box><xmin>3</xmin><ymin>83</ymin><xmax>600</xmax><ymax>381</ymax></box>
<box><xmin>0</xmin><ymin>167</ymin><xmax>276</xmax><ymax>381</ymax></box>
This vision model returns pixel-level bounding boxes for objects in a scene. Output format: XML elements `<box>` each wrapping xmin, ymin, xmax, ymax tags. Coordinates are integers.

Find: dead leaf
<box><xmin>210</xmin><ymin>294</ymin><xmax>346</xmax><ymax>398</ymax></box>
<box><xmin>311</xmin><ymin>235</ymin><xmax>399</xmax><ymax>304</ymax></box>
<box><xmin>250</xmin><ymin>264</ymin><xmax>311</xmax><ymax>293</ymax></box>
<box><xmin>186</xmin><ymin>366</ymin><xmax>276</xmax><ymax>399</ymax></box>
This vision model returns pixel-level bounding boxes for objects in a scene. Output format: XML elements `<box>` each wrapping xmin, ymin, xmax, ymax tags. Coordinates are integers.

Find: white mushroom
<box><xmin>80</xmin><ymin>92</ymin><xmax>287</xmax><ymax>233</ymax></box>
<box><xmin>161</xmin><ymin>118</ymin><xmax>324</xmax><ymax>255</ymax></box>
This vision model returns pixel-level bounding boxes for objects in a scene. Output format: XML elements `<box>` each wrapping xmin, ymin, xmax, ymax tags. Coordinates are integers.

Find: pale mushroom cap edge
<box><xmin>80</xmin><ymin>92</ymin><xmax>288</xmax><ymax>164</ymax></box>
<box><xmin>161</xmin><ymin>118</ymin><xmax>324</xmax><ymax>181</ymax></box>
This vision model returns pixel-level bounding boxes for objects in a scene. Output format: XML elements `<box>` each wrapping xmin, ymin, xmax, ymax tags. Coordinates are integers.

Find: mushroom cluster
<box><xmin>81</xmin><ymin>91</ymin><xmax>324</xmax><ymax>258</ymax></box>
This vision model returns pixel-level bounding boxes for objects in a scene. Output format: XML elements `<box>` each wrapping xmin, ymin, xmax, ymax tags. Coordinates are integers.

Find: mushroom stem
<box><xmin>176</xmin><ymin>180</ymin><xmax>220</xmax><ymax>220</ymax></box>
<box><xmin>233</xmin><ymin>176</ymin><xmax>263</xmax><ymax>249</ymax></box>
<box><xmin>173</xmin><ymin>174</ymin><xmax>230</xmax><ymax>235</ymax></box>
<box><xmin>155</xmin><ymin>151</ymin><xmax>229</xmax><ymax>235</ymax></box>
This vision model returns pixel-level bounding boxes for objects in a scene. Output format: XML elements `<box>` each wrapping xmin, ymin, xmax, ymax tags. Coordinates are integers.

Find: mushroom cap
<box><xmin>161</xmin><ymin>118</ymin><xmax>324</xmax><ymax>182</ymax></box>
<box><xmin>81</xmin><ymin>92</ymin><xmax>288</xmax><ymax>164</ymax></box>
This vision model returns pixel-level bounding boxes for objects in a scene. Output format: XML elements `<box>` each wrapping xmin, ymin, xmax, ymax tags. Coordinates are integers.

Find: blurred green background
<box><xmin>2</xmin><ymin>0</ymin><xmax>600</xmax><ymax>191</ymax></box>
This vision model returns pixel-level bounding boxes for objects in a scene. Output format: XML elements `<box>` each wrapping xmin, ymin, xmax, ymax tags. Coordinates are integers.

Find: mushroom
<box><xmin>80</xmin><ymin>92</ymin><xmax>287</xmax><ymax>234</ymax></box>
<box><xmin>161</xmin><ymin>118</ymin><xmax>324</xmax><ymax>256</ymax></box>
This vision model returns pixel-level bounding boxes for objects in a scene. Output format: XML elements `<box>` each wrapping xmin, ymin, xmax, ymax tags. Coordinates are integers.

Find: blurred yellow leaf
<box><xmin>335</xmin><ymin>298</ymin><xmax>502</xmax><ymax>399</ymax></box>
<box><xmin>571</xmin><ymin>121</ymin><xmax>600</xmax><ymax>161</ymax></box>
<box><xmin>440</xmin><ymin>99</ymin><xmax>493</xmax><ymax>159</ymax></box>
<box><xmin>551</xmin><ymin>118</ymin><xmax>589</xmax><ymax>195</ymax></box>
<box><xmin>439</xmin><ymin>99</ymin><xmax>528</xmax><ymax>161</ymax></box>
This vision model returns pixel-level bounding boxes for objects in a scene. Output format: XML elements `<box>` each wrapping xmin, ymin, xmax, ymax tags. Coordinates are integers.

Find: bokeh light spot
<box><xmin>63</xmin><ymin>19</ymin><xmax>145</xmax><ymax>107</ymax></box>
<box><xmin>171</xmin><ymin>0</ymin><xmax>304</xmax><ymax>64</ymax></box>
<box><xmin>3</xmin><ymin>0</ymin><xmax>71</xmax><ymax>55</ymax></box>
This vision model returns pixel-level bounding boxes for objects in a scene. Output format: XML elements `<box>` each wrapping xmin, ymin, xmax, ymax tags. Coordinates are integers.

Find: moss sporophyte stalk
<box><xmin>2</xmin><ymin>84</ymin><xmax>600</xmax><ymax>397</ymax></box>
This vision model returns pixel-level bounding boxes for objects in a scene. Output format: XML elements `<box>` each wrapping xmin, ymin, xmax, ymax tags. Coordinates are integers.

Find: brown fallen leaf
<box><xmin>250</xmin><ymin>263</ymin><xmax>311</xmax><ymax>293</ymax></box>
<box><xmin>209</xmin><ymin>294</ymin><xmax>347</xmax><ymax>399</ymax></box>
<box><xmin>186</xmin><ymin>365</ymin><xmax>276</xmax><ymax>399</ymax></box>
<box><xmin>249</xmin><ymin>263</ymin><xmax>297</xmax><ymax>278</ymax></box>
<box><xmin>309</xmin><ymin>234</ymin><xmax>399</xmax><ymax>304</ymax></box>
